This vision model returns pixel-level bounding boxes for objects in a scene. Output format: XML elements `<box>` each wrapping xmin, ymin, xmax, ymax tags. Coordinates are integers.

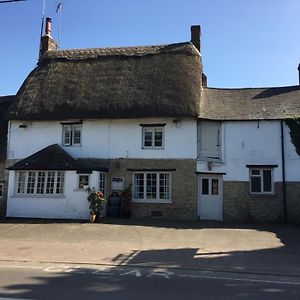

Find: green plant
<box><xmin>86</xmin><ymin>187</ymin><xmax>106</xmax><ymax>215</ymax></box>
<box><xmin>286</xmin><ymin>117</ymin><xmax>300</xmax><ymax>156</ymax></box>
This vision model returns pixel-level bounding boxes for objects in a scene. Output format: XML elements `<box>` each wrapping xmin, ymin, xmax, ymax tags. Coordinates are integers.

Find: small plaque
<box><xmin>111</xmin><ymin>177</ymin><xmax>124</xmax><ymax>191</ymax></box>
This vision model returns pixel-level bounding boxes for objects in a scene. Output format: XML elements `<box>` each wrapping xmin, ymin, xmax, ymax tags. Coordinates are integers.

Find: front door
<box><xmin>198</xmin><ymin>175</ymin><xmax>223</xmax><ymax>221</ymax></box>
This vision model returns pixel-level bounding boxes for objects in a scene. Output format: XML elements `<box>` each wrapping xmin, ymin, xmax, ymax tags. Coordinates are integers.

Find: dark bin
<box><xmin>107</xmin><ymin>192</ymin><xmax>121</xmax><ymax>217</ymax></box>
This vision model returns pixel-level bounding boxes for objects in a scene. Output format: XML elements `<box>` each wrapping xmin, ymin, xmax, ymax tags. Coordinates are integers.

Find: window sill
<box><xmin>249</xmin><ymin>193</ymin><xmax>275</xmax><ymax>197</ymax></box>
<box><xmin>197</xmin><ymin>157</ymin><xmax>223</xmax><ymax>163</ymax></box>
<box><xmin>132</xmin><ymin>199</ymin><xmax>172</xmax><ymax>204</ymax></box>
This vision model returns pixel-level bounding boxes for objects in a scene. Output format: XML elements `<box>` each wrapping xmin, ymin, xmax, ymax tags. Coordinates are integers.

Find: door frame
<box><xmin>198</xmin><ymin>174</ymin><xmax>223</xmax><ymax>221</ymax></box>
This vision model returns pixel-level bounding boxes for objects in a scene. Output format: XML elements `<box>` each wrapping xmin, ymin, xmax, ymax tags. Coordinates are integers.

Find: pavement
<box><xmin>0</xmin><ymin>217</ymin><xmax>300</xmax><ymax>277</ymax></box>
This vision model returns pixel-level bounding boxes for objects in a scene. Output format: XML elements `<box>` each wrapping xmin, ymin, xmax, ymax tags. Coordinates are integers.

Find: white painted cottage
<box><xmin>5</xmin><ymin>21</ymin><xmax>202</xmax><ymax>220</ymax></box>
<box><xmin>197</xmin><ymin>87</ymin><xmax>300</xmax><ymax>223</ymax></box>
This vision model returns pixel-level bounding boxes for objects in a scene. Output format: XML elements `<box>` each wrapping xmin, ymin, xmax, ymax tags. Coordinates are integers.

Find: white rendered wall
<box><xmin>8</xmin><ymin>118</ymin><xmax>197</xmax><ymax>160</ymax></box>
<box><xmin>197</xmin><ymin>120</ymin><xmax>300</xmax><ymax>182</ymax></box>
<box><xmin>6</xmin><ymin>170</ymin><xmax>101</xmax><ymax>220</ymax></box>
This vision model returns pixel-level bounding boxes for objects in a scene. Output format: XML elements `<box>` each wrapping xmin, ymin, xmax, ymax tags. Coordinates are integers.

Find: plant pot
<box><xmin>90</xmin><ymin>213</ymin><xmax>97</xmax><ymax>223</ymax></box>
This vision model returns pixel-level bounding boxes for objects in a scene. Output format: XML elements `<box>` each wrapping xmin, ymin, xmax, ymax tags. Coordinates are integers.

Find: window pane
<box><xmin>73</xmin><ymin>125</ymin><xmax>81</xmax><ymax>145</ymax></box>
<box><xmin>56</xmin><ymin>171</ymin><xmax>64</xmax><ymax>194</ymax></box>
<box><xmin>46</xmin><ymin>171</ymin><xmax>55</xmax><ymax>194</ymax></box>
<box><xmin>144</xmin><ymin>130</ymin><xmax>153</xmax><ymax>147</ymax></box>
<box><xmin>134</xmin><ymin>173</ymin><xmax>144</xmax><ymax>199</ymax></box>
<box><xmin>154</xmin><ymin>129</ymin><xmax>163</xmax><ymax>147</ymax></box>
<box><xmin>263</xmin><ymin>170</ymin><xmax>272</xmax><ymax>192</ymax></box>
<box><xmin>0</xmin><ymin>184</ymin><xmax>3</xmax><ymax>197</ymax></box>
<box><xmin>251</xmin><ymin>169</ymin><xmax>260</xmax><ymax>176</ymax></box>
<box><xmin>79</xmin><ymin>175</ymin><xmax>89</xmax><ymax>189</ymax></box>
<box><xmin>36</xmin><ymin>171</ymin><xmax>46</xmax><ymax>194</ymax></box>
<box><xmin>211</xmin><ymin>179</ymin><xmax>218</xmax><ymax>195</ymax></box>
<box><xmin>27</xmin><ymin>171</ymin><xmax>36</xmax><ymax>194</ymax></box>
<box><xmin>251</xmin><ymin>177</ymin><xmax>261</xmax><ymax>193</ymax></box>
<box><xmin>146</xmin><ymin>173</ymin><xmax>157</xmax><ymax>199</ymax></box>
<box><xmin>202</xmin><ymin>179</ymin><xmax>209</xmax><ymax>195</ymax></box>
<box><xmin>17</xmin><ymin>171</ymin><xmax>26</xmax><ymax>193</ymax></box>
<box><xmin>63</xmin><ymin>125</ymin><xmax>71</xmax><ymax>145</ymax></box>
<box><xmin>99</xmin><ymin>172</ymin><xmax>106</xmax><ymax>195</ymax></box>
<box><xmin>159</xmin><ymin>173</ymin><xmax>170</xmax><ymax>200</ymax></box>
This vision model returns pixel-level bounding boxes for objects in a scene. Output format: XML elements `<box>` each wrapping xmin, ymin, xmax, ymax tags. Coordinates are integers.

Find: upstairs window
<box><xmin>0</xmin><ymin>184</ymin><xmax>3</xmax><ymax>198</ymax></box>
<box><xmin>62</xmin><ymin>124</ymin><xmax>82</xmax><ymax>146</ymax></box>
<box><xmin>249</xmin><ymin>168</ymin><xmax>274</xmax><ymax>194</ymax></box>
<box><xmin>142</xmin><ymin>126</ymin><xmax>164</xmax><ymax>149</ymax></box>
<box><xmin>199</xmin><ymin>120</ymin><xmax>221</xmax><ymax>160</ymax></box>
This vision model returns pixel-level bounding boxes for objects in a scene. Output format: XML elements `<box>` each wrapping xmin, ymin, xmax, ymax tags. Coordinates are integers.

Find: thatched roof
<box><xmin>9</xmin><ymin>144</ymin><xmax>109</xmax><ymax>173</ymax></box>
<box><xmin>200</xmin><ymin>86</ymin><xmax>300</xmax><ymax>120</ymax></box>
<box><xmin>7</xmin><ymin>42</ymin><xmax>202</xmax><ymax>120</ymax></box>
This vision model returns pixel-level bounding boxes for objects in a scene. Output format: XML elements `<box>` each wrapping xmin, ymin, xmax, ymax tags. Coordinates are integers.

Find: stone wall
<box><xmin>286</xmin><ymin>182</ymin><xmax>300</xmax><ymax>224</ymax></box>
<box><xmin>223</xmin><ymin>181</ymin><xmax>284</xmax><ymax>223</ymax></box>
<box><xmin>105</xmin><ymin>158</ymin><xmax>198</xmax><ymax>221</ymax></box>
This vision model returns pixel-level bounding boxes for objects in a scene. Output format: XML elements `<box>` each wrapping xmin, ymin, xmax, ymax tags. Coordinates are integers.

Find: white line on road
<box><xmin>178</xmin><ymin>273</ymin><xmax>300</xmax><ymax>285</ymax></box>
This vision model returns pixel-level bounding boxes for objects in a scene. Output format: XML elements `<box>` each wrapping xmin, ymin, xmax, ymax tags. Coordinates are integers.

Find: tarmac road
<box><xmin>0</xmin><ymin>261</ymin><xmax>300</xmax><ymax>299</ymax></box>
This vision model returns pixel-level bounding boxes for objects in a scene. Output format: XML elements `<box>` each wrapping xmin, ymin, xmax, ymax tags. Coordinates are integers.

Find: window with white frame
<box><xmin>78</xmin><ymin>174</ymin><xmax>89</xmax><ymax>189</ymax></box>
<box><xmin>249</xmin><ymin>168</ymin><xmax>274</xmax><ymax>194</ymax></box>
<box><xmin>0</xmin><ymin>184</ymin><xmax>3</xmax><ymax>198</ymax></box>
<box><xmin>99</xmin><ymin>172</ymin><xmax>106</xmax><ymax>195</ymax></box>
<box><xmin>133</xmin><ymin>172</ymin><xmax>171</xmax><ymax>202</ymax></box>
<box><xmin>199</xmin><ymin>120</ymin><xmax>221</xmax><ymax>160</ymax></box>
<box><xmin>62</xmin><ymin>124</ymin><xmax>82</xmax><ymax>146</ymax></box>
<box><xmin>16</xmin><ymin>171</ymin><xmax>64</xmax><ymax>195</ymax></box>
<box><xmin>142</xmin><ymin>126</ymin><xmax>164</xmax><ymax>149</ymax></box>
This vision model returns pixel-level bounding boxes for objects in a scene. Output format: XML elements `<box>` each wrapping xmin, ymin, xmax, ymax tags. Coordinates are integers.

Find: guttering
<box><xmin>280</xmin><ymin>120</ymin><xmax>287</xmax><ymax>223</ymax></box>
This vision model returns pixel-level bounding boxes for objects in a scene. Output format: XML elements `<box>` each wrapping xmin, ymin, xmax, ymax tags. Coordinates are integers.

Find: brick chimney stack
<box><xmin>191</xmin><ymin>25</ymin><xmax>201</xmax><ymax>52</ymax></box>
<box><xmin>40</xmin><ymin>17</ymin><xmax>58</xmax><ymax>59</ymax></box>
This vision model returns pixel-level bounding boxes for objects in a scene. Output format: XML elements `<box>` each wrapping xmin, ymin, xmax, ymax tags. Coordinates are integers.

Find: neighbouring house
<box><xmin>197</xmin><ymin>86</ymin><xmax>300</xmax><ymax>223</ymax></box>
<box><xmin>4</xmin><ymin>18</ymin><xmax>300</xmax><ymax>223</ymax></box>
<box><xmin>5</xmin><ymin>19</ymin><xmax>203</xmax><ymax>220</ymax></box>
<box><xmin>0</xmin><ymin>95</ymin><xmax>14</xmax><ymax>217</ymax></box>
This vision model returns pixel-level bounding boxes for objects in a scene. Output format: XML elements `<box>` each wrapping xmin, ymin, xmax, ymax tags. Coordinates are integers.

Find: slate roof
<box><xmin>8</xmin><ymin>144</ymin><xmax>79</xmax><ymax>171</ymax></box>
<box><xmin>8</xmin><ymin>144</ymin><xmax>109</xmax><ymax>173</ymax></box>
<box><xmin>7</xmin><ymin>42</ymin><xmax>202</xmax><ymax>121</ymax></box>
<box><xmin>200</xmin><ymin>86</ymin><xmax>300</xmax><ymax>120</ymax></box>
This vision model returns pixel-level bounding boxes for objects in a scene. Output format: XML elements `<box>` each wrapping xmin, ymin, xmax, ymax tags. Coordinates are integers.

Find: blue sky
<box><xmin>1</xmin><ymin>0</ymin><xmax>300</xmax><ymax>96</ymax></box>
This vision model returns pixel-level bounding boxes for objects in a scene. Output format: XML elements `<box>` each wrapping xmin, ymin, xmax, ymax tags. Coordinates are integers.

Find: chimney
<box><xmin>298</xmin><ymin>63</ymin><xmax>300</xmax><ymax>86</ymax></box>
<box><xmin>191</xmin><ymin>25</ymin><xmax>201</xmax><ymax>52</ymax></box>
<box><xmin>39</xmin><ymin>17</ymin><xmax>58</xmax><ymax>58</ymax></box>
<box><xmin>45</xmin><ymin>17</ymin><xmax>52</xmax><ymax>36</ymax></box>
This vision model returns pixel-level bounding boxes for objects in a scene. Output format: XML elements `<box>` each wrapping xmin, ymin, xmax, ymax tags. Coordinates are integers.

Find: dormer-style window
<box><xmin>62</xmin><ymin>124</ymin><xmax>82</xmax><ymax>146</ymax></box>
<box><xmin>141</xmin><ymin>124</ymin><xmax>165</xmax><ymax>149</ymax></box>
<box><xmin>198</xmin><ymin>120</ymin><xmax>221</xmax><ymax>160</ymax></box>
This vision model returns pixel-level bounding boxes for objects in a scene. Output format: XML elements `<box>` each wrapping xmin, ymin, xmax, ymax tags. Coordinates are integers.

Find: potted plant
<box><xmin>86</xmin><ymin>187</ymin><xmax>106</xmax><ymax>223</ymax></box>
<box><xmin>121</xmin><ymin>185</ymin><xmax>132</xmax><ymax>218</ymax></box>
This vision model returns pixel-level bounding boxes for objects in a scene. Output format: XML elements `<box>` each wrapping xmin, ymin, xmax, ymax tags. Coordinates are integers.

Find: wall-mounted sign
<box><xmin>111</xmin><ymin>177</ymin><xmax>124</xmax><ymax>191</ymax></box>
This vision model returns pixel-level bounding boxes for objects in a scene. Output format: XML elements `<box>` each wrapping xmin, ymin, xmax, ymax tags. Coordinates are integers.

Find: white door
<box><xmin>198</xmin><ymin>175</ymin><xmax>223</xmax><ymax>221</ymax></box>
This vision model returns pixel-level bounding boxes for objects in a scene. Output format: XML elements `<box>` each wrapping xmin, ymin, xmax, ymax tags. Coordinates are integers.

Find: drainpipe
<box><xmin>280</xmin><ymin>120</ymin><xmax>287</xmax><ymax>223</ymax></box>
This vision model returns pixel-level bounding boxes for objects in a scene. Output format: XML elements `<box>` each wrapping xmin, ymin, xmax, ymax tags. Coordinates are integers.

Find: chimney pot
<box><xmin>191</xmin><ymin>25</ymin><xmax>201</xmax><ymax>52</ymax></box>
<box><xmin>45</xmin><ymin>17</ymin><xmax>52</xmax><ymax>36</ymax></box>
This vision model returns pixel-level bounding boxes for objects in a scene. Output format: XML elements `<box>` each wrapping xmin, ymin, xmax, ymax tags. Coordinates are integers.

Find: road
<box><xmin>0</xmin><ymin>262</ymin><xmax>300</xmax><ymax>299</ymax></box>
